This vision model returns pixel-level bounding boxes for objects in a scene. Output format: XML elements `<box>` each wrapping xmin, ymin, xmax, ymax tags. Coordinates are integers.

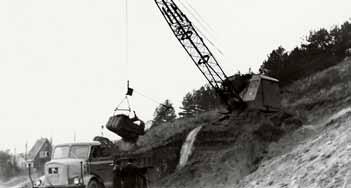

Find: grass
<box><xmin>282</xmin><ymin>59</ymin><xmax>351</xmax><ymax>122</ymax></box>
<box><xmin>137</xmin><ymin>110</ymin><xmax>220</xmax><ymax>151</ymax></box>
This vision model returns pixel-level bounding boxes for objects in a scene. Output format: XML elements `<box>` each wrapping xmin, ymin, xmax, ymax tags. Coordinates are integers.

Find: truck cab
<box><xmin>34</xmin><ymin>141</ymin><xmax>114</xmax><ymax>188</ymax></box>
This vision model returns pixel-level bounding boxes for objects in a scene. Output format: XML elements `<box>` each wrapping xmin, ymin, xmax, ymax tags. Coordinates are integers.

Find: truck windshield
<box><xmin>53</xmin><ymin>145</ymin><xmax>90</xmax><ymax>159</ymax></box>
<box><xmin>70</xmin><ymin>145</ymin><xmax>90</xmax><ymax>159</ymax></box>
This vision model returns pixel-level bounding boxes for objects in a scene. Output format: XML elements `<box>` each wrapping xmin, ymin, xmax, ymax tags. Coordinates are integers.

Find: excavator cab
<box><xmin>224</xmin><ymin>74</ymin><xmax>281</xmax><ymax>112</ymax></box>
<box><xmin>240</xmin><ymin>74</ymin><xmax>281</xmax><ymax>111</ymax></box>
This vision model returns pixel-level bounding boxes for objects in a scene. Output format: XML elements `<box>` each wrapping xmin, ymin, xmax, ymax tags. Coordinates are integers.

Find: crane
<box><xmin>154</xmin><ymin>0</ymin><xmax>281</xmax><ymax>111</ymax></box>
<box><xmin>154</xmin><ymin>0</ymin><xmax>245</xmax><ymax>110</ymax></box>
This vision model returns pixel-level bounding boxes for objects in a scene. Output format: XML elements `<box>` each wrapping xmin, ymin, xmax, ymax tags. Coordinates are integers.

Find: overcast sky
<box><xmin>0</xmin><ymin>0</ymin><xmax>350</xmax><ymax>153</ymax></box>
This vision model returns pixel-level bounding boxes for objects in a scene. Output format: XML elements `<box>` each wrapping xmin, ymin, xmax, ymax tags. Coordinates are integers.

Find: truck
<box><xmin>31</xmin><ymin>140</ymin><xmax>152</xmax><ymax>188</ymax></box>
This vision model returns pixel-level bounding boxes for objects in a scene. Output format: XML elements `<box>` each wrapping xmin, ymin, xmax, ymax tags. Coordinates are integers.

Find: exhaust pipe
<box><xmin>80</xmin><ymin>161</ymin><xmax>85</xmax><ymax>185</ymax></box>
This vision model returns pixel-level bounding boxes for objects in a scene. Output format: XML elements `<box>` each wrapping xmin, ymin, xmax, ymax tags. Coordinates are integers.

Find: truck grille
<box><xmin>45</xmin><ymin>165</ymin><xmax>68</xmax><ymax>186</ymax></box>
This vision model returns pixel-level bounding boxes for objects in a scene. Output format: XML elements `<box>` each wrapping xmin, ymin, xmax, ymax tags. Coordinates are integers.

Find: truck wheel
<box><xmin>87</xmin><ymin>180</ymin><xmax>99</xmax><ymax>188</ymax></box>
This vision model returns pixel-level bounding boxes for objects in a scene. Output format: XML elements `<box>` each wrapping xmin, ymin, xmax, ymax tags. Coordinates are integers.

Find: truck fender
<box><xmin>83</xmin><ymin>175</ymin><xmax>99</xmax><ymax>188</ymax></box>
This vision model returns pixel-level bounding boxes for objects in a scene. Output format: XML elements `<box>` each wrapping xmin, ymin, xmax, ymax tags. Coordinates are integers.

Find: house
<box><xmin>27</xmin><ymin>138</ymin><xmax>52</xmax><ymax>172</ymax></box>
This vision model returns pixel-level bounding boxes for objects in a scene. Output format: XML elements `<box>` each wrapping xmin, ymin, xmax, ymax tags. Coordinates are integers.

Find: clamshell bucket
<box><xmin>106</xmin><ymin>114</ymin><xmax>144</xmax><ymax>140</ymax></box>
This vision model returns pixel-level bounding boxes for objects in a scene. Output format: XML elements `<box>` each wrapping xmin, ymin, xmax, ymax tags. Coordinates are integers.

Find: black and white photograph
<box><xmin>0</xmin><ymin>0</ymin><xmax>351</xmax><ymax>187</ymax></box>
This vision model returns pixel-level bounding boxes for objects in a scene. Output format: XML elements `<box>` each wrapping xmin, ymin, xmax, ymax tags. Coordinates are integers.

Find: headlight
<box><xmin>34</xmin><ymin>179</ymin><xmax>42</xmax><ymax>187</ymax></box>
<box><xmin>73</xmin><ymin>177</ymin><xmax>81</xmax><ymax>185</ymax></box>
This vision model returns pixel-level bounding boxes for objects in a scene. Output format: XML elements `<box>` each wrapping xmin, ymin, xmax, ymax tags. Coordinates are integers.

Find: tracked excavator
<box><xmin>155</xmin><ymin>0</ymin><xmax>281</xmax><ymax>112</ymax></box>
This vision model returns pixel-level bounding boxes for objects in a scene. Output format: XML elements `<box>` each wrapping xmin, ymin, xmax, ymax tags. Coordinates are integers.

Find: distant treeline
<box><xmin>260</xmin><ymin>20</ymin><xmax>351</xmax><ymax>86</ymax></box>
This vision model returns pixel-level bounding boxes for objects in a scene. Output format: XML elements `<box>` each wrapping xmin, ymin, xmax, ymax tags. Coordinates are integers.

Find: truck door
<box><xmin>89</xmin><ymin>145</ymin><xmax>114</xmax><ymax>188</ymax></box>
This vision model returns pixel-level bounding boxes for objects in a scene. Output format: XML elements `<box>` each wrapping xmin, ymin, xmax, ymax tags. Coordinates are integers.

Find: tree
<box><xmin>330</xmin><ymin>21</ymin><xmax>351</xmax><ymax>57</ymax></box>
<box><xmin>305</xmin><ymin>29</ymin><xmax>332</xmax><ymax>52</ymax></box>
<box><xmin>0</xmin><ymin>150</ymin><xmax>19</xmax><ymax>180</ymax></box>
<box><xmin>152</xmin><ymin>99</ymin><xmax>176</xmax><ymax>127</ymax></box>
<box><xmin>179</xmin><ymin>85</ymin><xmax>221</xmax><ymax>117</ymax></box>
<box><xmin>179</xmin><ymin>92</ymin><xmax>196</xmax><ymax>117</ymax></box>
<box><xmin>260</xmin><ymin>46</ymin><xmax>288</xmax><ymax>78</ymax></box>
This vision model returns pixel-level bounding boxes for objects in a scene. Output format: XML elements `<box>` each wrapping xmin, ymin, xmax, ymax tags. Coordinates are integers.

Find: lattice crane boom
<box><xmin>154</xmin><ymin>0</ymin><xmax>243</xmax><ymax>106</ymax></box>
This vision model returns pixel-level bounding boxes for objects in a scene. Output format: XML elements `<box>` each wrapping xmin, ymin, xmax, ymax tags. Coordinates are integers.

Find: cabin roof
<box><xmin>54</xmin><ymin>141</ymin><xmax>100</xmax><ymax>148</ymax></box>
<box><xmin>258</xmin><ymin>75</ymin><xmax>279</xmax><ymax>82</ymax></box>
<box><xmin>28</xmin><ymin>138</ymin><xmax>50</xmax><ymax>160</ymax></box>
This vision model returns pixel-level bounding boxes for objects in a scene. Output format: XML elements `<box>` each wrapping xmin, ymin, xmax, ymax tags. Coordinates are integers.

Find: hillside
<box><xmin>3</xmin><ymin>59</ymin><xmax>349</xmax><ymax>188</ymax></box>
<box><xmin>137</xmin><ymin>58</ymin><xmax>351</xmax><ymax>188</ymax></box>
<box><xmin>236</xmin><ymin>59</ymin><xmax>351</xmax><ymax>188</ymax></box>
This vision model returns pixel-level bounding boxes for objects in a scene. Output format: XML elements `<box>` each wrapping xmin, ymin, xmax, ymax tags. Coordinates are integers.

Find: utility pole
<box><xmin>74</xmin><ymin>131</ymin><xmax>76</xmax><ymax>143</ymax></box>
<box><xmin>13</xmin><ymin>148</ymin><xmax>16</xmax><ymax>165</ymax></box>
<box><xmin>25</xmin><ymin>141</ymin><xmax>28</xmax><ymax>161</ymax></box>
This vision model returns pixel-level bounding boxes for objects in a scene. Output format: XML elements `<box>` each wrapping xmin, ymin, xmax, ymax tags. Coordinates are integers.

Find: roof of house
<box><xmin>27</xmin><ymin>138</ymin><xmax>50</xmax><ymax>160</ymax></box>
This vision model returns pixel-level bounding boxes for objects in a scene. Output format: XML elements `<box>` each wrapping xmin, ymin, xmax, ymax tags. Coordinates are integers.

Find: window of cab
<box><xmin>90</xmin><ymin>145</ymin><xmax>111</xmax><ymax>159</ymax></box>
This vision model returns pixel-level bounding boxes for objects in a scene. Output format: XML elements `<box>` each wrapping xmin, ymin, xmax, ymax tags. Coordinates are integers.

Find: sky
<box><xmin>0</xmin><ymin>0</ymin><xmax>350</xmax><ymax>154</ymax></box>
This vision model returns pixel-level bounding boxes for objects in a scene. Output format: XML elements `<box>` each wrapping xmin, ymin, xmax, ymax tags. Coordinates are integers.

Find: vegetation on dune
<box><xmin>260</xmin><ymin>20</ymin><xmax>351</xmax><ymax>86</ymax></box>
<box><xmin>151</xmin><ymin>99</ymin><xmax>177</xmax><ymax>128</ymax></box>
<box><xmin>179</xmin><ymin>85</ymin><xmax>221</xmax><ymax>117</ymax></box>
